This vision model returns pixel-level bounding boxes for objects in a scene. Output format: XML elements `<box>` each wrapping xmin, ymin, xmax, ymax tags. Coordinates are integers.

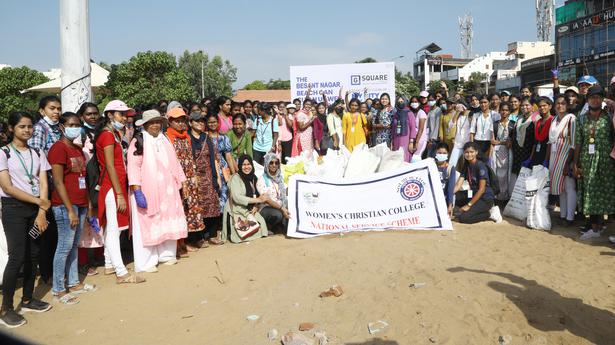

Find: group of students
<box><xmin>0</xmin><ymin>72</ymin><xmax>614</xmax><ymax>328</ymax></box>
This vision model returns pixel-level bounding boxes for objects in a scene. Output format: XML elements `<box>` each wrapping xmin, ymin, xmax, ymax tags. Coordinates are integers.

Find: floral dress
<box><xmin>170</xmin><ymin>135</ymin><xmax>205</xmax><ymax>232</ymax></box>
<box><xmin>370</xmin><ymin>107</ymin><xmax>392</xmax><ymax>146</ymax></box>
<box><xmin>194</xmin><ymin>137</ymin><xmax>221</xmax><ymax>218</ymax></box>
<box><xmin>576</xmin><ymin>112</ymin><xmax>615</xmax><ymax>215</ymax></box>
<box><xmin>211</xmin><ymin>133</ymin><xmax>232</xmax><ymax>213</ymax></box>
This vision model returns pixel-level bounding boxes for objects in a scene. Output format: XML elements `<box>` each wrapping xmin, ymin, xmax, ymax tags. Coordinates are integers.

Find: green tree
<box><xmin>105</xmin><ymin>51</ymin><xmax>196</xmax><ymax>105</ymax></box>
<box><xmin>266</xmin><ymin>79</ymin><xmax>290</xmax><ymax>90</ymax></box>
<box><xmin>243</xmin><ymin>80</ymin><xmax>267</xmax><ymax>90</ymax></box>
<box><xmin>460</xmin><ymin>72</ymin><xmax>488</xmax><ymax>94</ymax></box>
<box><xmin>0</xmin><ymin>66</ymin><xmax>49</xmax><ymax>122</ymax></box>
<box><xmin>178</xmin><ymin>50</ymin><xmax>237</xmax><ymax>98</ymax></box>
<box><xmin>355</xmin><ymin>57</ymin><xmax>377</xmax><ymax>63</ymax></box>
<box><xmin>427</xmin><ymin>79</ymin><xmax>457</xmax><ymax>95</ymax></box>
<box><xmin>395</xmin><ymin>69</ymin><xmax>420</xmax><ymax>98</ymax></box>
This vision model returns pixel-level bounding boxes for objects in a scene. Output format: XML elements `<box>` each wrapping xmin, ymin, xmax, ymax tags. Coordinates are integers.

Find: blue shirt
<box><xmin>460</xmin><ymin>160</ymin><xmax>494</xmax><ymax>201</ymax></box>
<box><xmin>252</xmin><ymin>116</ymin><xmax>279</xmax><ymax>152</ymax></box>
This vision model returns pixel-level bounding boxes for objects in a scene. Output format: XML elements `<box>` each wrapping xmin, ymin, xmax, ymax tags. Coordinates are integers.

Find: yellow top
<box><xmin>342</xmin><ymin>112</ymin><xmax>367</xmax><ymax>152</ymax></box>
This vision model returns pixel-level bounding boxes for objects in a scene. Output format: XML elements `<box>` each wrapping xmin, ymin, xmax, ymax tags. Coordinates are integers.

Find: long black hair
<box><xmin>456</xmin><ymin>141</ymin><xmax>484</xmax><ymax>173</ymax></box>
<box><xmin>7</xmin><ymin>111</ymin><xmax>35</xmax><ymax>143</ymax></box>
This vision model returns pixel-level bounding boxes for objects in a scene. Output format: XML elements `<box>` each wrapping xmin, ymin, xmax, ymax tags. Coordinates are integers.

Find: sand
<box><xmin>5</xmin><ymin>219</ymin><xmax>615</xmax><ymax>345</ymax></box>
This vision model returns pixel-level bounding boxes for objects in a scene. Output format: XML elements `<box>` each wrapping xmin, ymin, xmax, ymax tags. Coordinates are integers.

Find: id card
<box><xmin>79</xmin><ymin>176</ymin><xmax>87</xmax><ymax>189</ymax></box>
<box><xmin>467</xmin><ymin>189</ymin><xmax>473</xmax><ymax>198</ymax></box>
<box><xmin>536</xmin><ymin>143</ymin><xmax>541</xmax><ymax>152</ymax></box>
<box><xmin>589</xmin><ymin>144</ymin><xmax>596</xmax><ymax>155</ymax></box>
<box><xmin>31</xmin><ymin>183</ymin><xmax>39</xmax><ymax>196</ymax></box>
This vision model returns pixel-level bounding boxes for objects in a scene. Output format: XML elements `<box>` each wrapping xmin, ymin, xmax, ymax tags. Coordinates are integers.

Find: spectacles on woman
<box><xmin>269</xmin><ymin>160</ymin><xmax>280</xmax><ymax>166</ymax></box>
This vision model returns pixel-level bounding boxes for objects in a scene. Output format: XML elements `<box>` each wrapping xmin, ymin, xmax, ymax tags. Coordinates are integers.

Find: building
<box><xmin>555</xmin><ymin>0</ymin><xmax>615</xmax><ymax>86</ymax></box>
<box><xmin>493</xmin><ymin>41</ymin><xmax>554</xmax><ymax>93</ymax></box>
<box><xmin>413</xmin><ymin>43</ymin><xmax>472</xmax><ymax>90</ymax></box>
<box><xmin>232</xmin><ymin>89</ymin><xmax>291</xmax><ymax>103</ymax></box>
<box><xmin>519</xmin><ymin>54</ymin><xmax>556</xmax><ymax>90</ymax></box>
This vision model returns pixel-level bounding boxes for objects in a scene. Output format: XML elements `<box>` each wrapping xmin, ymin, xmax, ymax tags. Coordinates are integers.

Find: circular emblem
<box><xmin>400</xmin><ymin>179</ymin><xmax>424</xmax><ymax>201</ymax></box>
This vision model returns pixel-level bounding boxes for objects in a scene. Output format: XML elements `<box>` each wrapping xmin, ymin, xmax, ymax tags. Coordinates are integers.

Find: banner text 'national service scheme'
<box><xmin>290</xmin><ymin>62</ymin><xmax>395</xmax><ymax>104</ymax></box>
<box><xmin>287</xmin><ymin>160</ymin><xmax>453</xmax><ymax>238</ymax></box>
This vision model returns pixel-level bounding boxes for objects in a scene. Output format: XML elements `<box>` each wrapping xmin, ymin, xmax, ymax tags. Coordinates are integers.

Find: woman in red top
<box><xmin>49</xmin><ymin>112</ymin><xmax>96</xmax><ymax>304</ymax></box>
<box><xmin>95</xmin><ymin>100</ymin><xmax>144</xmax><ymax>284</ymax></box>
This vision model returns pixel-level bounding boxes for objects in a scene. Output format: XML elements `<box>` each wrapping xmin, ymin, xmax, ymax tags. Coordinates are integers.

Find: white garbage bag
<box><xmin>525</xmin><ymin>165</ymin><xmax>551</xmax><ymax>230</ymax></box>
<box><xmin>377</xmin><ymin>148</ymin><xmax>406</xmax><ymax>173</ymax></box>
<box><xmin>344</xmin><ymin>143</ymin><xmax>381</xmax><ymax>178</ymax></box>
<box><xmin>320</xmin><ymin>149</ymin><xmax>349</xmax><ymax>178</ymax></box>
<box><xmin>503</xmin><ymin>167</ymin><xmax>532</xmax><ymax>221</ymax></box>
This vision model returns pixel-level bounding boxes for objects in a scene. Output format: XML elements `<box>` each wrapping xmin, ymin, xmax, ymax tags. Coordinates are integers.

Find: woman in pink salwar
<box><xmin>127</xmin><ymin>110</ymin><xmax>188</xmax><ymax>273</ymax></box>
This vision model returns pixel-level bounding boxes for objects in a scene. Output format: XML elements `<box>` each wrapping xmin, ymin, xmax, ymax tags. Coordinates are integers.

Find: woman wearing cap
<box><xmin>548</xmin><ymin>95</ymin><xmax>577</xmax><ymax>226</ymax></box>
<box><xmin>166</xmin><ymin>108</ymin><xmax>205</xmax><ymax>254</ymax></box>
<box><xmin>127</xmin><ymin>110</ymin><xmax>188</xmax><ymax>272</ymax></box>
<box><xmin>574</xmin><ymin>86</ymin><xmax>615</xmax><ymax>240</ymax></box>
<box><xmin>95</xmin><ymin>100</ymin><xmax>144</xmax><ymax>284</ymax></box>
<box><xmin>222</xmin><ymin>155</ymin><xmax>269</xmax><ymax>243</ymax></box>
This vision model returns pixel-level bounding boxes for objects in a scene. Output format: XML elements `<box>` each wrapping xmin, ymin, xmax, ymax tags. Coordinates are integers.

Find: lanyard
<box><xmin>479</xmin><ymin>113</ymin><xmax>489</xmax><ymax>138</ymax></box>
<box><xmin>10</xmin><ymin>143</ymin><xmax>34</xmax><ymax>184</ymax></box>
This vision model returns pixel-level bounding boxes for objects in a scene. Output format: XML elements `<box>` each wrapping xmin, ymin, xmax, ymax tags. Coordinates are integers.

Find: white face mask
<box><xmin>44</xmin><ymin>116</ymin><xmax>59</xmax><ymax>126</ymax></box>
<box><xmin>428</xmin><ymin>101</ymin><xmax>436</xmax><ymax>107</ymax></box>
<box><xmin>112</xmin><ymin>120</ymin><xmax>125</xmax><ymax>130</ymax></box>
<box><xmin>410</xmin><ymin>102</ymin><xmax>420</xmax><ymax>109</ymax></box>
<box><xmin>435</xmin><ymin>153</ymin><xmax>449</xmax><ymax>162</ymax></box>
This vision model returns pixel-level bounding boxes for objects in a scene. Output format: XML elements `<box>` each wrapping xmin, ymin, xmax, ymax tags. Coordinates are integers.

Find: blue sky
<box><xmin>0</xmin><ymin>0</ymin><xmax>558</xmax><ymax>88</ymax></box>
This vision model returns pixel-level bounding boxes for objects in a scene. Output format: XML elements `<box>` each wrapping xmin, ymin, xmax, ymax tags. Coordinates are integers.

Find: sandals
<box><xmin>69</xmin><ymin>283</ymin><xmax>98</xmax><ymax>294</ymax></box>
<box><xmin>86</xmin><ymin>267</ymin><xmax>99</xmax><ymax>276</ymax></box>
<box><xmin>54</xmin><ymin>293</ymin><xmax>79</xmax><ymax>305</ymax></box>
<box><xmin>116</xmin><ymin>273</ymin><xmax>146</xmax><ymax>284</ymax></box>
<box><xmin>104</xmin><ymin>267</ymin><xmax>116</xmax><ymax>275</ymax></box>
<box><xmin>208</xmin><ymin>237</ymin><xmax>224</xmax><ymax>246</ymax></box>
<box><xmin>186</xmin><ymin>245</ymin><xmax>199</xmax><ymax>252</ymax></box>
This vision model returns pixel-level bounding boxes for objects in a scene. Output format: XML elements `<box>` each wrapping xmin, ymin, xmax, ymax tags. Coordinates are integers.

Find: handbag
<box><xmin>234</xmin><ymin>213</ymin><xmax>260</xmax><ymax>239</ymax></box>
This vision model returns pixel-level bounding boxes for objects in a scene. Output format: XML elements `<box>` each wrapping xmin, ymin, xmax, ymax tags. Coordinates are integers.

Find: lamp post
<box><xmin>60</xmin><ymin>0</ymin><xmax>92</xmax><ymax>112</ymax></box>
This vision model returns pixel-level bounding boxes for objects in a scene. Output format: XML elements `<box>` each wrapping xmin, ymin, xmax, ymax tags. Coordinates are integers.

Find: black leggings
<box><xmin>260</xmin><ymin>206</ymin><xmax>287</xmax><ymax>234</ymax></box>
<box><xmin>1</xmin><ymin>198</ymin><xmax>40</xmax><ymax>310</ymax></box>
<box><xmin>281</xmin><ymin>140</ymin><xmax>293</xmax><ymax>164</ymax></box>
<box><xmin>457</xmin><ymin>198</ymin><xmax>494</xmax><ymax>224</ymax></box>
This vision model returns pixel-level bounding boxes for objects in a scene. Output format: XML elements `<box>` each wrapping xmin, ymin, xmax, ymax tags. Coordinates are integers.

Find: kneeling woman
<box><xmin>127</xmin><ymin>110</ymin><xmax>188</xmax><ymax>272</ymax></box>
<box><xmin>222</xmin><ymin>155</ymin><xmax>269</xmax><ymax>243</ymax></box>
<box><xmin>453</xmin><ymin>142</ymin><xmax>495</xmax><ymax>224</ymax></box>
<box><xmin>257</xmin><ymin>153</ymin><xmax>290</xmax><ymax>234</ymax></box>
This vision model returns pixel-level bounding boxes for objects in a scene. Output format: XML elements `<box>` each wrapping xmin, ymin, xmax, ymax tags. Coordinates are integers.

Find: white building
<box><xmin>493</xmin><ymin>41</ymin><xmax>554</xmax><ymax>92</ymax></box>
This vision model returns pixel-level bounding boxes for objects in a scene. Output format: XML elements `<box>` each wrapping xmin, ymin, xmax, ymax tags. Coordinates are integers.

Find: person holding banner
<box><xmin>342</xmin><ymin>98</ymin><xmax>368</xmax><ymax>152</ymax></box>
<box><xmin>453</xmin><ymin>142</ymin><xmax>495</xmax><ymax>224</ymax></box>
<box><xmin>222</xmin><ymin>155</ymin><xmax>269</xmax><ymax>243</ymax></box>
<box><xmin>391</xmin><ymin>96</ymin><xmax>417</xmax><ymax>161</ymax></box>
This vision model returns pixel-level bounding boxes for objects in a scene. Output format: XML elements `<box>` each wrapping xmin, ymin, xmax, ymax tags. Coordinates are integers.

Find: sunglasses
<box><xmin>269</xmin><ymin>160</ymin><xmax>280</xmax><ymax>165</ymax></box>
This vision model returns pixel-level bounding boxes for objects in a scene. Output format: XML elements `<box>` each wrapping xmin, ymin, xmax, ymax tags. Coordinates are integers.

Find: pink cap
<box><xmin>610</xmin><ymin>76</ymin><xmax>615</xmax><ymax>85</ymax></box>
<box><xmin>419</xmin><ymin>91</ymin><xmax>429</xmax><ymax>98</ymax></box>
<box><xmin>103</xmin><ymin>100</ymin><xmax>133</xmax><ymax>113</ymax></box>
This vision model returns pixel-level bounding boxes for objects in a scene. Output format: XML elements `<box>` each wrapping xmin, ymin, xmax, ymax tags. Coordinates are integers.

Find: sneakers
<box><xmin>608</xmin><ymin>235</ymin><xmax>615</xmax><ymax>244</ymax></box>
<box><xmin>20</xmin><ymin>299</ymin><xmax>52</xmax><ymax>313</ymax></box>
<box><xmin>580</xmin><ymin>229</ymin><xmax>602</xmax><ymax>241</ymax></box>
<box><xmin>0</xmin><ymin>309</ymin><xmax>26</xmax><ymax>328</ymax></box>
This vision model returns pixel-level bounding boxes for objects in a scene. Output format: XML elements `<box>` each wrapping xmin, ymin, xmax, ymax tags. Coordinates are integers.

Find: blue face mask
<box><xmin>435</xmin><ymin>153</ymin><xmax>449</xmax><ymax>162</ymax></box>
<box><xmin>63</xmin><ymin>127</ymin><xmax>82</xmax><ymax>140</ymax></box>
<box><xmin>440</xmin><ymin>105</ymin><xmax>447</xmax><ymax>112</ymax></box>
<box><xmin>84</xmin><ymin>122</ymin><xmax>95</xmax><ymax>129</ymax></box>
<box><xmin>112</xmin><ymin>120</ymin><xmax>125</xmax><ymax>130</ymax></box>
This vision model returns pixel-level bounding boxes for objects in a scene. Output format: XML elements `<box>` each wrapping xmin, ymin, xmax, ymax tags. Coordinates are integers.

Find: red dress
<box><xmin>96</xmin><ymin>130</ymin><xmax>129</xmax><ymax>230</ymax></box>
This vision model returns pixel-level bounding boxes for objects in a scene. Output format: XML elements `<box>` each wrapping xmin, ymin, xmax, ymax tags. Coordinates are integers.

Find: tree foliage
<box><xmin>178</xmin><ymin>50</ymin><xmax>237</xmax><ymax>98</ymax></box>
<box><xmin>243</xmin><ymin>78</ymin><xmax>290</xmax><ymax>90</ymax></box>
<box><xmin>460</xmin><ymin>72</ymin><xmax>488</xmax><ymax>94</ymax></box>
<box><xmin>0</xmin><ymin>66</ymin><xmax>49</xmax><ymax>122</ymax></box>
<box><xmin>427</xmin><ymin>79</ymin><xmax>457</xmax><ymax>95</ymax></box>
<box><xmin>395</xmin><ymin>69</ymin><xmax>420</xmax><ymax>98</ymax></box>
<box><xmin>355</xmin><ymin>57</ymin><xmax>378</xmax><ymax>63</ymax></box>
<box><xmin>105</xmin><ymin>51</ymin><xmax>196</xmax><ymax>106</ymax></box>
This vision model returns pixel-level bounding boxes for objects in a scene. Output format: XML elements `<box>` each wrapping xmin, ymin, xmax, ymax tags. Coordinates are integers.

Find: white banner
<box><xmin>287</xmin><ymin>160</ymin><xmax>453</xmax><ymax>238</ymax></box>
<box><xmin>290</xmin><ymin>62</ymin><xmax>395</xmax><ymax>104</ymax></box>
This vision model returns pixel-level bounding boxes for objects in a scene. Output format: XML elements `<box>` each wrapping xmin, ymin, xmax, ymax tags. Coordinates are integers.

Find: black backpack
<box><xmin>86</xmin><ymin>149</ymin><xmax>104</xmax><ymax>209</ymax></box>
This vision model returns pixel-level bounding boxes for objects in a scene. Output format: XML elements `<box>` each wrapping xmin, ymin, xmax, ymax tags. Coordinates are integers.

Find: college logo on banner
<box><xmin>399</xmin><ymin>178</ymin><xmax>425</xmax><ymax>202</ymax></box>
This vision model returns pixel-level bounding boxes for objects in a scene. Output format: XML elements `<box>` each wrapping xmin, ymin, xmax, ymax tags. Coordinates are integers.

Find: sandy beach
<box><xmin>3</xmin><ymin>218</ymin><xmax>615</xmax><ymax>345</ymax></box>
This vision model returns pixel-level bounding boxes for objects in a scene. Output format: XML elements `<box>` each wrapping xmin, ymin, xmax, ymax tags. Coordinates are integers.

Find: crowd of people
<box><xmin>0</xmin><ymin>71</ymin><xmax>613</xmax><ymax>328</ymax></box>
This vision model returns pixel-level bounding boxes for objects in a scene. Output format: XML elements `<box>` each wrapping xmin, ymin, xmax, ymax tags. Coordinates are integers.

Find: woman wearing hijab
<box><xmin>128</xmin><ymin>110</ymin><xmax>188</xmax><ymax>272</ymax></box>
<box><xmin>391</xmin><ymin>96</ymin><xmax>418</xmax><ymax>162</ymax></box>
<box><xmin>257</xmin><ymin>153</ymin><xmax>289</xmax><ymax>234</ymax></box>
<box><xmin>222</xmin><ymin>155</ymin><xmax>269</xmax><ymax>243</ymax></box>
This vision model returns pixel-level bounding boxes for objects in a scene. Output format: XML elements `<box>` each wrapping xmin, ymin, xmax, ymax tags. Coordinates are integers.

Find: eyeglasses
<box><xmin>269</xmin><ymin>161</ymin><xmax>280</xmax><ymax>165</ymax></box>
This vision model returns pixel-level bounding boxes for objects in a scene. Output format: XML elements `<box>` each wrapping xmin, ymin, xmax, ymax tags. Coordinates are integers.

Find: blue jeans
<box><xmin>52</xmin><ymin>205</ymin><xmax>86</xmax><ymax>294</ymax></box>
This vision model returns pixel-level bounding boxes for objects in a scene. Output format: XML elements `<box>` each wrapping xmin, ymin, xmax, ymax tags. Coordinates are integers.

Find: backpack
<box><xmin>86</xmin><ymin>149</ymin><xmax>104</xmax><ymax>209</ymax></box>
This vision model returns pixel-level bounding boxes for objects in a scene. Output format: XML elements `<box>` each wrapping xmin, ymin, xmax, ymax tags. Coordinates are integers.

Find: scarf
<box><xmin>263</xmin><ymin>152</ymin><xmax>287</xmax><ymax>208</ymax></box>
<box><xmin>237</xmin><ymin>154</ymin><xmax>259</xmax><ymax>199</ymax></box>
<box><xmin>166</xmin><ymin>127</ymin><xmax>191</xmax><ymax>146</ymax></box>
<box><xmin>534</xmin><ymin>115</ymin><xmax>553</xmax><ymax>142</ymax></box>
<box><xmin>515</xmin><ymin>114</ymin><xmax>533</xmax><ymax>147</ymax></box>
<box><xmin>141</xmin><ymin>131</ymin><xmax>173</xmax><ymax>216</ymax></box>
<box><xmin>548</xmin><ymin>114</ymin><xmax>574</xmax><ymax>145</ymax></box>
